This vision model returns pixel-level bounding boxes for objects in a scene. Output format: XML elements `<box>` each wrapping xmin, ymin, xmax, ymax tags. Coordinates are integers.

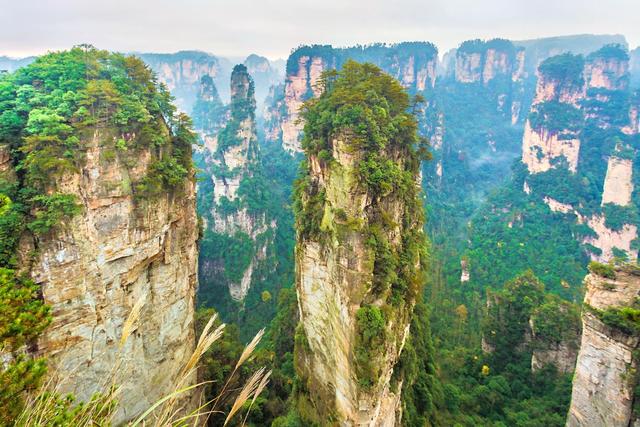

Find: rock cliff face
<box><xmin>197</xmin><ymin>65</ymin><xmax>275</xmax><ymax>302</ymax></box>
<box><xmin>522</xmin><ymin>121</ymin><xmax>581</xmax><ymax>173</ymax></box>
<box><xmin>32</xmin><ymin>129</ymin><xmax>198</xmax><ymax>423</ymax></box>
<box><xmin>212</xmin><ymin>65</ymin><xmax>259</xmax><ymax>205</ymax></box>
<box><xmin>567</xmin><ymin>267</ymin><xmax>640</xmax><ymax>426</ymax></box>
<box><xmin>141</xmin><ymin>51</ymin><xmax>282</xmax><ymax>117</ymax></box>
<box><xmin>454</xmin><ymin>39</ymin><xmax>525</xmax><ymax>84</ymax></box>
<box><xmin>279</xmin><ymin>54</ymin><xmax>329</xmax><ymax>153</ymax></box>
<box><xmin>530</xmin><ymin>340</ymin><xmax>578</xmax><ymax>374</ymax></box>
<box><xmin>191</xmin><ymin>74</ymin><xmax>227</xmax><ymax>138</ymax></box>
<box><xmin>581</xmin><ymin>48</ymin><xmax>637</xmax><ymax>261</ymax></box>
<box><xmin>513</xmin><ymin>34</ymin><xmax>628</xmax><ymax>82</ymax></box>
<box><xmin>582</xmin><ymin>216</ymin><xmax>638</xmax><ymax>262</ymax></box>
<box><xmin>293</xmin><ymin>63</ymin><xmax>427</xmax><ymax>425</ymax></box>
<box><xmin>585</xmin><ymin>52</ymin><xmax>629</xmax><ymax>91</ymax></box>
<box><xmin>0</xmin><ymin>144</ymin><xmax>14</xmax><ymax>177</ymax></box>
<box><xmin>521</xmin><ymin>53</ymin><xmax>585</xmax><ymax>174</ymax></box>
<box><xmin>263</xmin><ymin>83</ymin><xmax>286</xmax><ymax>143</ymax></box>
<box><xmin>481</xmin><ymin>274</ymin><xmax>580</xmax><ymax>374</ymax></box>
<box><xmin>295</xmin><ymin>139</ymin><xmax>423</xmax><ymax>425</ymax></box>
<box><xmin>601</xmin><ymin>156</ymin><xmax>634</xmax><ymax>206</ymax></box>
<box><xmin>1</xmin><ymin>50</ymin><xmax>198</xmax><ymax>424</ymax></box>
<box><xmin>269</xmin><ymin>43</ymin><xmax>438</xmax><ymax>153</ymax></box>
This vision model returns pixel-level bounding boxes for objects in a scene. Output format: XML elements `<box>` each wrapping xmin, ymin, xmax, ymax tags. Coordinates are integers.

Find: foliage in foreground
<box><xmin>10</xmin><ymin>302</ymin><xmax>270</xmax><ymax>427</ymax></box>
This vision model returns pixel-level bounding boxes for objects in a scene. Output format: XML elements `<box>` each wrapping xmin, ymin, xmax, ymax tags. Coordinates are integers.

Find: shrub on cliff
<box><xmin>538</xmin><ymin>53</ymin><xmax>585</xmax><ymax>88</ymax></box>
<box><xmin>0</xmin><ymin>268</ymin><xmax>51</xmax><ymax>424</ymax></box>
<box><xmin>354</xmin><ymin>305</ymin><xmax>387</xmax><ymax>389</ymax></box>
<box><xmin>588</xmin><ymin>261</ymin><xmax>616</xmax><ymax>279</ymax></box>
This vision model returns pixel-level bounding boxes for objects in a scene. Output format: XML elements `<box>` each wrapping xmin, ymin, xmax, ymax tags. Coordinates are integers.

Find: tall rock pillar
<box><xmin>293</xmin><ymin>61</ymin><xmax>428</xmax><ymax>426</ymax></box>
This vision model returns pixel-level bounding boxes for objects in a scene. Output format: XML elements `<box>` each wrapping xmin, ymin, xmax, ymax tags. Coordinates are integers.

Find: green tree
<box><xmin>0</xmin><ymin>268</ymin><xmax>51</xmax><ymax>424</ymax></box>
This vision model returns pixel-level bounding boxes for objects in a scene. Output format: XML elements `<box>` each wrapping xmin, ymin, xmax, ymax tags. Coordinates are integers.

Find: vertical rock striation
<box><xmin>454</xmin><ymin>39</ymin><xmax>525</xmax><ymax>85</ymax></box>
<box><xmin>279</xmin><ymin>54</ymin><xmax>330</xmax><ymax>153</ymax></box>
<box><xmin>567</xmin><ymin>265</ymin><xmax>640</xmax><ymax>426</ymax></box>
<box><xmin>293</xmin><ymin>61</ymin><xmax>428</xmax><ymax>426</ymax></box>
<box><xmin>32</xmin><ymin>129</ymin><xmax>198</xmax><ymax>423</ymax></box>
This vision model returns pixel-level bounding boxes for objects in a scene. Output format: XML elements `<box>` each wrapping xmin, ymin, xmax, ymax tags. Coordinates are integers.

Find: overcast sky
<box><xmin>3</xmin><ymin>0</ymin><xmax>639</xmax><ymax>60</ymax></box>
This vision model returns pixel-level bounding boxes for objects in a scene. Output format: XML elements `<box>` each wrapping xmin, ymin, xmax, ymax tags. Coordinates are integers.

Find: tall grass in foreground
<box><xmin>14</xmin><ymin>296</ymin><xmax>270</xmax><ymax>426</ymax></box>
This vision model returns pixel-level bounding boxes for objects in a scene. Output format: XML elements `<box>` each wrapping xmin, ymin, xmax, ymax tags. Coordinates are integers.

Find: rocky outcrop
<box><xmin>451</xmin><ymin>39</ymin><xmax>528</xmax><ymax>127</ymax></box>
<box><xmin>0</xmin><ymin>51</ymin><xmax>201</xmax><ymax>425</ymax></box>
<box><xmin>522</xmin><ymin>47</ymin><xmax>639</xmax><ymax>262</ymax></box>
<box><xmin>460</xmin><ymin>259</ymin><xmax>470</xmax><ymax>283</ymax></box>
<box><xmin>455</xmin><ymin>50</ymin><xmax>482</xmax><ymax>83</ymax></box>
<box><xmin>0</xmin><ymin>50</ymin><xmax>200</xmax><ymax>425</ymax></box>
<box><xmin>295</xmin><ymin>136</ymin><xmax>423</xmax><ymax>424</ymax></box>
<box><xmin>531</xmin><ymin>340</ymin><xmax>579</xmax><ymax>374</ymax></box>
<box><xmin>210</xmin><ymin>66</ymin><xmax>258</xmax><ymax>205</ymax></box>
<box><xmin>270</xmin><ymin>43</ymin><xmax>438</xmax><ymax>153</ymax></box>
<box><xmin>0</xmin><ymin>144</ymin><xmax>14</xmax><ymax>178</ymax></box>
<box><xmin>583</xmin><ymin>47</ymin><xmax>632</xmax><ymax>129</ymax></box>
<box><xmin>544</xmin><ymin>196</ymin><xmax>575</xmax><ymax>214</ymax></box>
<box><xmin>530</xmin><ymin>301</ymin><xmax>581</xmax><ymax>374</ymax></box>
<box><xmin>567</xmin><ymin>267</ymin><xmax>640</xmax><ymax>427</ymax></box>
<box><xmin>513</xmin><ymin>34</ymin><xmax>627</xmax><ymax>77</ymax></box>
<box><xmin>263</xmin><ymin>83</ymin><xmax>286</xmax><ymax>143</ymax></box>
<box><xmin>198</xmin><ymin>65</ymin><xmax>275</xmax><ymax>301</ymax></box>
<box><xmin>14</xmin><ymin>128</ymin><xmax>199</xmax><ymax>427</ymax></box>
<box><xmin>294</xmin><ymin>65</ymin><xmax>426</xmax><ymax>425</ymax></box>
<box><xmin>30</xmin><ymin>128</ymin><xmax>198</xmax><ymax>423</ymax></box>
<box><xmin>521</xmin><ymin>53</ymin><xmax>585</xmax><ymax>174</ymax></box>
<box><xmin>512</xmin><ymin>49</ymin><xmax>526</xmax><ymax>82</ymax></box>
<box><xmin>532</xmin><ymin>74</ymin><xmax>585</xmax><ymax>107</ymax></box>
<box><xmin>191</xmin><ymin>74</ymin><xmax>227</xmax><ymax>138</ymax></box>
